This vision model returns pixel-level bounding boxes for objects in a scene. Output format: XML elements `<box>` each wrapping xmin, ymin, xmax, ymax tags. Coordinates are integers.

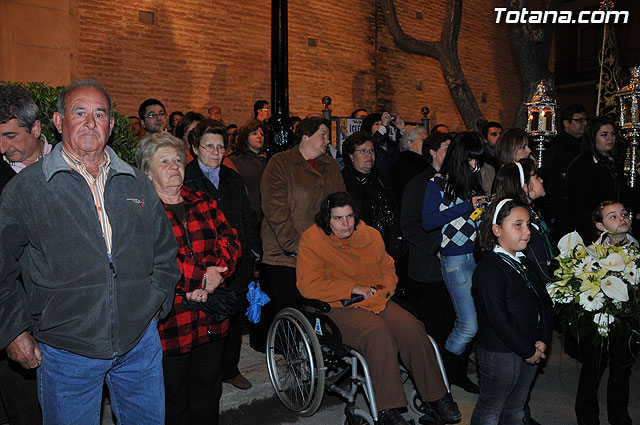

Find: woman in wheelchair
<box><xmin>296</xmin><ymin>192</ymin><xmax>462</xmax><ymax>425</ymax></box>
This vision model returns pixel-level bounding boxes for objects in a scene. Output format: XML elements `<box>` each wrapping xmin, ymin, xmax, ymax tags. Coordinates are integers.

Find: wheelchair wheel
<box><xmin>341</xmin><ymin>409</ymin><xmax>374</xmax><ymax>425</ymax></box>
<box><xmin>409</xmin><ymin>388</ymin><xmax>427</xmax><ymax>415</ymax></box>
<box><xmin>266</xmin><ymin>308</ymin><xmax>325</xmax><ymax>416</ymax></box>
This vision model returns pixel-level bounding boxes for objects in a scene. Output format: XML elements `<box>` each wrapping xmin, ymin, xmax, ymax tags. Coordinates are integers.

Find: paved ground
<box><xmin>102</xmin><ymin>332</ymin><xmax>640</xmax><ymax>424</ymax></box>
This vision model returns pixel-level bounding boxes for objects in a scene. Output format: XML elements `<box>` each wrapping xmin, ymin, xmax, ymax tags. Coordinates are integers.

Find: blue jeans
<box><xmin>441</xmin><ymin>253</ymin><xmax>477</xmax><ymax>355</ymax></box>
<box><xmin>37</xmin><ymin>319</ymin><xmax>164</xmax><ymax>425</ymax></box>
<box><xmin>470</xmin><ymin>348</ymin><xmax>538</xmax><ymax>425</ymax></box>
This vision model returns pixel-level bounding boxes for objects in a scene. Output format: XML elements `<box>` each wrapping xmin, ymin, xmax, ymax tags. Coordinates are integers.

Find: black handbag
<box><xmin>179</xmin><ymin>286</ymin><xmax>239</xmax><ymax>322</ymax></box>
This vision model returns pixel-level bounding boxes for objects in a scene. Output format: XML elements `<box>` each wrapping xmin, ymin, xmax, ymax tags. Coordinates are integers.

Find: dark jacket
<box><xmin>228</xmin><ymin>150</ymin><xmax>267</xmax><ymax>223</ymax></box>
<box><xmin>0</xmin><ymin>144</ymin><xmax>181</xmax><ymax>359</ymax></box>
<box><xmin>566</xmin><ymin>153</ymin><xmax>627</xmax><ymax>243</ymax></box>
<box><xmin>400</xmin><ymin>166</ymin><xmax>442</xmax><ymax>283</ymax></box>
<box><xmin>0</xmin><ymin>160</ymin><xmax>16</xmax><ymax>194</ymax></box>
<box><xmin>388</xmin><ymin>150</ymin><xmax>427</xmax><ymax>208</ymax></box>
<box><xmin>342</xmin><ymin>164</ymin><xmax>400</xmax><ymax>254</ymax></box>
<box><xmin>372</xmin><ymin>129</ymin><xmax>400</xmax><ymax>177</ymax></box>
<box><xmin>184</xmin><ymin>160</ymin><xmax>261</xmax><ymax>295</ymax></box>
<box><xmin>539</xmin><ymin>131</ymin><xmax>581</xmax><ymax>231</ymax></box>
<box><xmin>473</xmin><ymin>252</ymin><xmax>553</xmax><ymax>359</ymax></box>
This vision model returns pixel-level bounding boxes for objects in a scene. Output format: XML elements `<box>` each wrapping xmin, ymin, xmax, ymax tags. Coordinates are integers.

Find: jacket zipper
<box><xmin>108</xmin><ymin>252</ymin><xmax>118</xmax><ymax>357</ymax></box>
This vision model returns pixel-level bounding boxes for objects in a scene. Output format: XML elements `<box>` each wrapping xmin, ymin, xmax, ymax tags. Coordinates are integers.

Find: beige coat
<box><xmin>260</xmin><ymin>147</ymin><xmax>345</xmax><ymax>267</ymax></box>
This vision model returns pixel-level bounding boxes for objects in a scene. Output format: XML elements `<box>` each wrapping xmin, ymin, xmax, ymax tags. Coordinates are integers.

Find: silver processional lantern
<box><xmin>616</xmin><ymin>66</ymin><xmax>640</xmax><ymax>188</ymax></box>
<box><xmin>525</xmin><ymin>81</ymin><xmax>557</xmax><ymax>168</ymax></box>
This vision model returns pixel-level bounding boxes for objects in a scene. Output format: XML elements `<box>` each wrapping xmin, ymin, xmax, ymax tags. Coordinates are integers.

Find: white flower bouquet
<box><xmin>547</xmin><ymin>231</ymin><xmax>640</xmax><ymax>344</ymax></box>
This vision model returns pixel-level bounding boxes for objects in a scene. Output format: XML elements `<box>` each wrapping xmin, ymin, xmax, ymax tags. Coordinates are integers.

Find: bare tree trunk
<box><xmin>508</xmin><ymin>0</ymin><xmax>560</xmax><ymax>128</ymax></box>
<box><xmin>380</xmin><ymin>0</ymin><xmax>483</xmax><ymax>130</ymax></box>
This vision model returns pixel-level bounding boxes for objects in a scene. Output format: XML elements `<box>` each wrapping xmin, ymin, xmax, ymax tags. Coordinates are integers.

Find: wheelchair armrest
<box><xmin>299</xmin><ymin>297</ymin><xmax>332</xmax><ymax>313</ymax></box>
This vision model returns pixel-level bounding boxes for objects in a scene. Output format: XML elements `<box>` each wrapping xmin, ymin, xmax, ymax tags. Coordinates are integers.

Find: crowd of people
<box><xmin>0</xmin><ymin>78</ymin><xmax>638</xmax><ymax>425</ymax></box>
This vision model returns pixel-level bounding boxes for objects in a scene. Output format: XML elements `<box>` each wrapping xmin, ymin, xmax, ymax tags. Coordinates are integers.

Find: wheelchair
<box><xmin>265</xmin><ymin>296</ymin><xmax>453</xmax><ymax>425</ymax></box>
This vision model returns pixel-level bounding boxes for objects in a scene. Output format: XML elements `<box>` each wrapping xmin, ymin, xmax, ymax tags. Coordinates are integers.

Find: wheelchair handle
<box><xmin>341</xmin><ymin>294</ymin><xmax>365</xmax><ymax>307</ymax></box>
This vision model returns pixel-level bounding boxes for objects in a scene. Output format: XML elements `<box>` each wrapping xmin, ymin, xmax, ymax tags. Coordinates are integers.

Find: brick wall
<box><xmin>68</xmin><ymin>0</ymin><xmax>522</xmax><ymax>129</ymax></box>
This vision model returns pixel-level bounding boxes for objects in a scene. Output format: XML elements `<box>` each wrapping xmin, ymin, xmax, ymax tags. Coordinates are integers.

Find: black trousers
<box><xmin>405</xmin><ymin>278</ymin><xmax>455</xmax><ymax>351</ymax></box>
<box><xmin>163</xmin><ymin>339</ymin><xmax>225</xmax><ymax>425</ymax></box>
<box><xmin>221</xmin><ymin>307</ymin><xmax>243</xmax><ymax>380</ymax></box>
<box><xmin>250</xmin><ymin>264</ymin><xmax>299</xmax><ymax>352</ymax></box>
<box><xmin>0</xmin><ymin>351</ymin><xmax>42</xmax><ymax>425</ymax></box>
<box><xmin>575</xmin><ymin>337</ymin><xmax>639</xmax><ymax>425</ymax></box>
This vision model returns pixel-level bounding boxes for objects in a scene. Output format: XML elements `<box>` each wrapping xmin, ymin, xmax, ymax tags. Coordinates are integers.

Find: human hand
<box><xmin>535</xmin><ymin>341</ymin><xmax>547</xmax><ymax>360</ymax></box>
<box><xmin>7</xmin><ymin>332</ymin><xmax>42</xmax><ymax>369</ymax></box>
<box><xmin>381</xmin><ymin>112</ymin><xmax>392</xmax><ymax>126</ymax></box>
<box><xmin>352</xmin><ymin>285</ymin><xmax>377</xmax><ymax>299</ymax></box>
<box><xmin>203</xmin><ymin>266</ymin><xmax>228</xmax><ymax>293</ymax></box>
<box><xmin>393</xmin><ymin>114</ymin><xmax>406</xmax><ymax>134</ymax></box>
<box><xmin>525</xmin><ymin>348</ymin><xmax>544</xmax><ymax>364</ymax></box>
<box><xmin>186</xmin><ymin>288</ymin><xmax>208</xmax><ymax>303</ymax></box>
<box><xmin>471</xmin><ymin>195</ymin><xmax>488</xmax><ymax>209</ymax></box>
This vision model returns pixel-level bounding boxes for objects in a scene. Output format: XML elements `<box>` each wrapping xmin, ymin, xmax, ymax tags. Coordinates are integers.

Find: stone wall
<box><xmin>2</xmin><ymin>0</ymin><xmax>524</xmax><ymax>130</ymax></box>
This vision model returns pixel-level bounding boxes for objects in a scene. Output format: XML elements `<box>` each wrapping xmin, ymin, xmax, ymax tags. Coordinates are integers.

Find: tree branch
<box><xmin>380</xmin><ymin>0</ymin><xmax>483</xmax><ymax>129</ymax></box>
<box><xmin>380</xmin><ymin>0</ymin><xmax>441</xmax><ymax>58</ymax></box>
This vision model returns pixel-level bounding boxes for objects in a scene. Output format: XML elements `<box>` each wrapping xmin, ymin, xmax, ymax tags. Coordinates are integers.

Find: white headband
<box><xmin>493</xmin><ymin>198</ymin><xmax>513</xmax><ymax>225</ymax></box>
<box><xmin>515</xmin><ymin>161</ymin><xmax>525</xmax><ymax>187</ymax></box>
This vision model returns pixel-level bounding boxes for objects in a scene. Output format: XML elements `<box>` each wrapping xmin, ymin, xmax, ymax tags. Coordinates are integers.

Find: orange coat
<box><xmin>296</xmin><ymin>222</ymin><xmax>397</xmax><ymax>314</ymax></box>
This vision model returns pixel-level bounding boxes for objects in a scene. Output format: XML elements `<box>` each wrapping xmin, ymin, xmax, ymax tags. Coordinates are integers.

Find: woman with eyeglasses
<box><xmin>566</xmin><ymin>116</ymin><xmax>631</xmax><ymax>244</ymax></box>
<box><xmin>341</xmin><ymin>131</ymin><xmax>405</xmax><ymax>259</ymax></box>
<box><xmin>184</xmin><ymin>119</ymin><xmax>262</xmax><ymax>391</ymax></box>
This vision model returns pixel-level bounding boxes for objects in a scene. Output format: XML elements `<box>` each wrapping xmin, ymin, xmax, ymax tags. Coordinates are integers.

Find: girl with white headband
<box><xmin>495</xmin><ymin>158</ymin><xmax>558</xmax><ymax>283</ymax></box>
<box><xmin>471</xmin><ymin>198</ymin><xmax>553</xmax><ymax>425</ymax></box>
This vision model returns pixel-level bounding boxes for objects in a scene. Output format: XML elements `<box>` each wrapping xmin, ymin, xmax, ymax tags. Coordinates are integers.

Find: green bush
<box><xmin>1</xmin><ymin>81</ymin><xmax>138</xmax><ymax>165</ymax></box>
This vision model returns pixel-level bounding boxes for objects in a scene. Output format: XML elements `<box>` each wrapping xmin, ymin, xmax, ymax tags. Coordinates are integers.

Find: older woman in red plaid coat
<box><xmin>136</xmin><ymin>133</ymin><xmax>241</xmax><ymax>425</ymax></box>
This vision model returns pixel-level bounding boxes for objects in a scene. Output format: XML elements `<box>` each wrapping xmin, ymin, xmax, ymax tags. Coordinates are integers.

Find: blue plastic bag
<box><xmin>246</xmin><ymin>281</ymin><xmax>270</xmax><ymax>324</ymax></box>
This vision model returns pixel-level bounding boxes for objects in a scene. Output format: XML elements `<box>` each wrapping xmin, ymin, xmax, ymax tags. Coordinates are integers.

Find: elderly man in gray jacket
<box><xmin>0</xmin><ymin>79</ymin><xmax>180</xmax><ymax>424</ymax></box>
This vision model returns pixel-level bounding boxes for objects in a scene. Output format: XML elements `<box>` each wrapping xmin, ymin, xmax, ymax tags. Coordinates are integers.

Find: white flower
<box><xmin>593</xmin><ymin>312</ymin><xmax>615</xmax><ymax>337</ymax></box>
<box><xmin>600</xmin><ymin>275</ymin><xmax>629</xmax><ymax>301</ymax></box>
<box><xmin>575</xmin><ymin>256</ymin><xmax>595</xmax><ymax>273</ymax></box>
<box><xmin>623</xmin><ymin>268</ymin><xmax>640</xmax><ymax>285</ymax></box>
<box><xmin>599</xmin><ymin>253</ymin><xmax>626</xmax><ymax>272</ymax></box>
<box><xmin>547</xmin><ymin>283</ymin><xmax>574</xmax><ymax>304</ymax></box>
<box><xmin>558</xmin><ymin>231</ymin><xmax>584</xmax><ymax>257</ymax></box>
<box><xmin>578</xmin><ymin>291</ymin><xmax>605</xmax><ymax>311</ymax></box>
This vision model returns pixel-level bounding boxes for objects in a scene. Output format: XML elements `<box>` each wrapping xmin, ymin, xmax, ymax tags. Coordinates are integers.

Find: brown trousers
<box><xmin>326</xmin><ymin>301</ymin><xmax>447</xmax><ymax>411</ymax></box>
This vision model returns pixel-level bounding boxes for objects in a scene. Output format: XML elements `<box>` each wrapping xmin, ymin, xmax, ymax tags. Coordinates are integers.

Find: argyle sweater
<box><xmin>422</xmin><ymin>174</ymin><xmax>478</xmax><ymax>256</ymax></box>
<box><xmin>159</xmin><ymin>186</ymin><xmax>241</xmax><ymax>355</ymax></box>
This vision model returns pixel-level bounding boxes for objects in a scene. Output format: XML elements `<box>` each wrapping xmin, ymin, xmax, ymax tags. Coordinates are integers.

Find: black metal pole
<box><xmin>267</xmin><ymin>0</ymin><xmax>291</xmax><ymax>156</ymax></box>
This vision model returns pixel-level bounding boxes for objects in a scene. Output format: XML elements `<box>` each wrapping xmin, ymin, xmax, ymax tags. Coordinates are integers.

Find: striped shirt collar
<box><xmin>61</xmin><ymin>147</ymin><xmax>111</xmax><ymax>178</ymax></box>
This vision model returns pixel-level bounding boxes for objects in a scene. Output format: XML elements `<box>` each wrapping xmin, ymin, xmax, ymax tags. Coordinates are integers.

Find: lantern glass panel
<box><xmin>529</xmin><ymin>109</ymin><xmax>540</xmax><ymax>131</ymax></box>
<box><xmin>542</xmin><ymin>109</ymin><xmax>553</xmax><ymax>132</ymax></box>
<box><xmin>623</xmin><ymin>98</ymin><xmax>633</xmax><ymax>125</ymax></box>
<box><xmin>633</xmin><ymin>97</ymin><xmax>639</xmax><ymax>124</ymax></box>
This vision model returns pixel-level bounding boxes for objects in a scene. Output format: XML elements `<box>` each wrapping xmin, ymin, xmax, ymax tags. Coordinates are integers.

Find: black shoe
<box><xmin>429</xmin><ymin>393</ymin><xmax>462</xmax><ymax>423</ymax></box>
<box><xmin>378</xmin><ymin>408</ymin><xmax>411</xmax><ymax>425</ymax></box>
<box><xmin>523</xmin><ymin>416</ymin><xmax>542</xmax><ymax>425</ymax></box>
<box><xmin>450</xmin><ymin>375</ymin><xmax>479</xmax><ymax>394</ymax></box>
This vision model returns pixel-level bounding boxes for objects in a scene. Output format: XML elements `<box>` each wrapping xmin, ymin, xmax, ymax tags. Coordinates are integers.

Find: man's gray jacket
<box><xmin>0</xmin><ymin>143</ymin><xmax>181</xmax><ymax>359</ymax></box>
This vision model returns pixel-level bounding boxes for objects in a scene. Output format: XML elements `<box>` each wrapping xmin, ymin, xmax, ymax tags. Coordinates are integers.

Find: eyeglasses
<box><xmin>570</xmin><ymin>118</ymin><xmax>587</xmax><ymax>123</ymax></box>
<box><xmin>199</xmin><ymin>144</ymin><xmax>225</xmax><ymax>153</ymax></box>
<box><xmin>145</xmin><ymin>112</ymin><xmax>166</xmax><ymax>119</ymax></box>
<box><xmin>259</xmin><ymin>108</ymin><xmax>270</xmax><ymax>112</ymax></box>
<box><xmin>354</xmin><ymin>148</ymin><xmax>375</xmax><ymax>154</ymax></box>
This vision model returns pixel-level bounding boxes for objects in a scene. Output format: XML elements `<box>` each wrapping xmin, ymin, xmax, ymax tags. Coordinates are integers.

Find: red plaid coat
<box><xmin>158</xmin><ymin>186</ymin><xmax>241</xmax><ymax>355</ymax></box>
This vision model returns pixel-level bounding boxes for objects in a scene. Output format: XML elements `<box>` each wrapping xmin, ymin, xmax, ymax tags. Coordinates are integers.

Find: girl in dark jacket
<box><xmin>566</xmin><ymin>116</ymin><xmax>629</xmax><ymax>244</ymax></box>
<box><xmin>471</xmin><ymin>199</ymin><xmax>553</xmax><ymax>425</ymax></box>
<box><xmin>494</xmin><ymin>159</ymin><xmax>558</xmax><ymax>282</ymax></box>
